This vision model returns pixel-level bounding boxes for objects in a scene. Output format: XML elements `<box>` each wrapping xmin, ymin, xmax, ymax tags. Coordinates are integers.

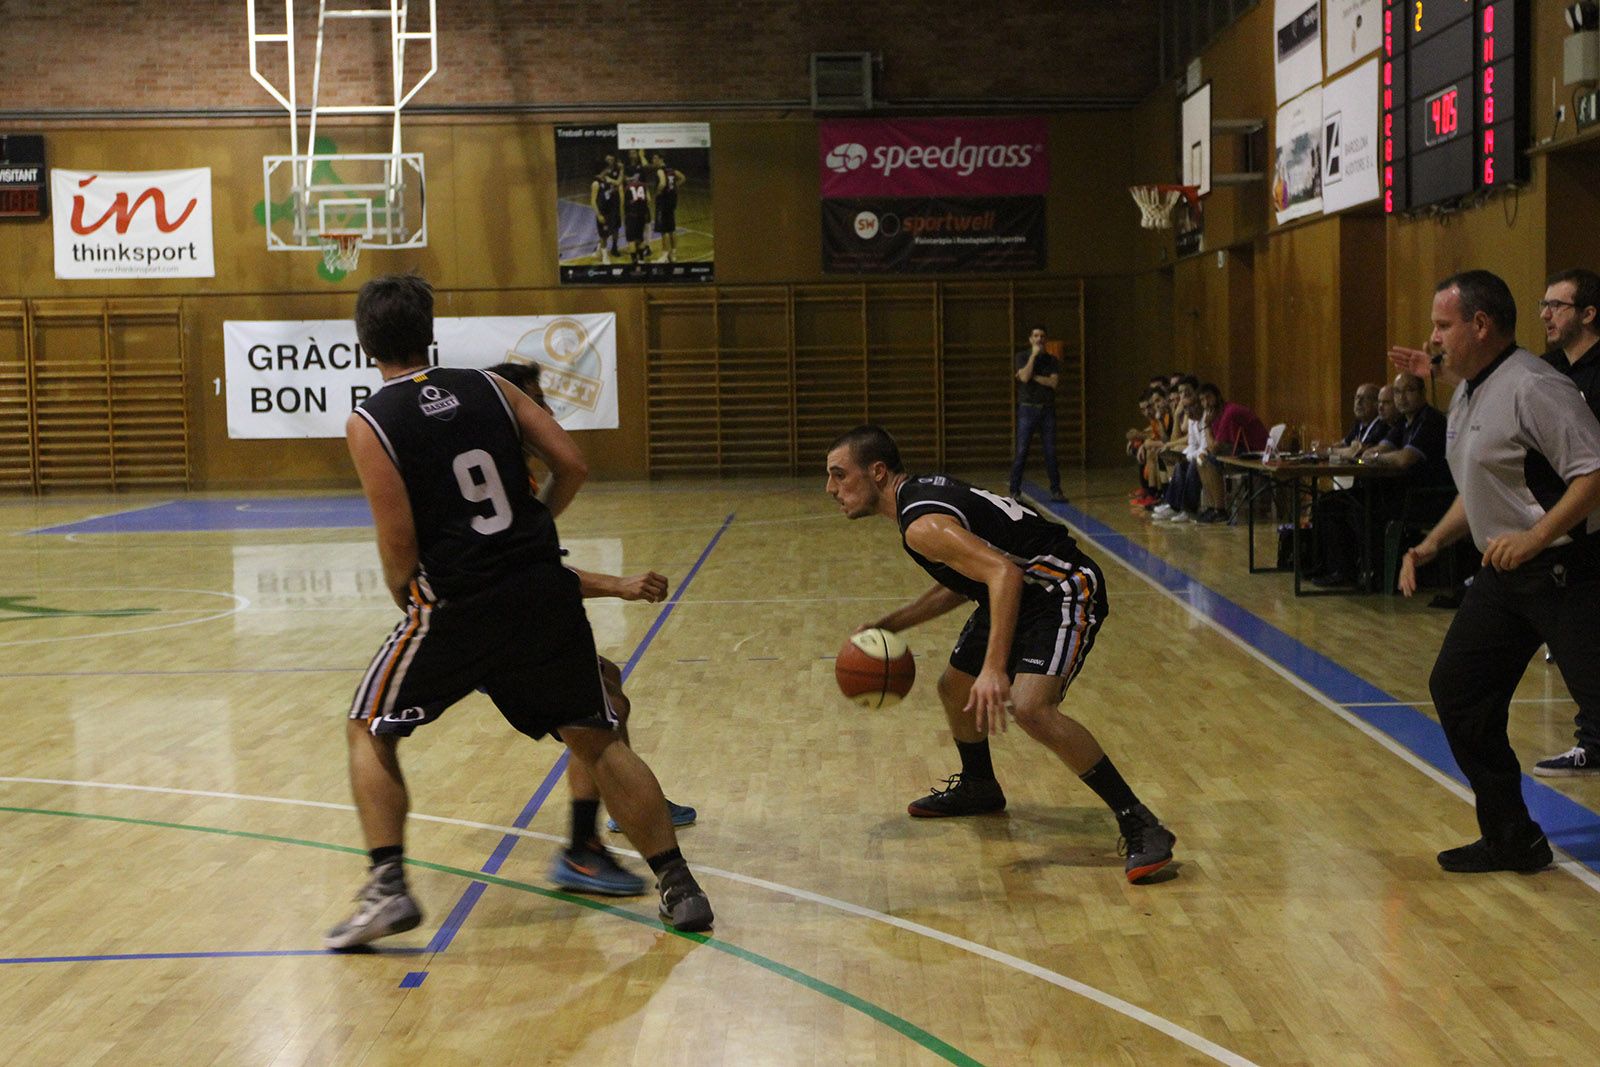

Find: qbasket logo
<box><xmin>418</xmin><ymin>384</ymin><xmax>460</xmax><ymax>420</ymax></box>
<box><xmin>826</xmin><ymin>143</ymin><xmax>868</xmax><ymax>173</ymax></box>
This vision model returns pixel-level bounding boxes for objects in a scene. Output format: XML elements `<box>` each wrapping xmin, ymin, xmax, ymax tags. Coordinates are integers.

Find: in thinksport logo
<box><xmin>827</xmin><ymin>137</ymin><xmax>1039</xmax><ymax>177</ymax></box>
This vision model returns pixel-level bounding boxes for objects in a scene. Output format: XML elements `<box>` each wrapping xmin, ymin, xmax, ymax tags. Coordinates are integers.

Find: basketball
<box><xmin>835</xmin><ymin>628</ymin><xmax>916</xmax><ymax>708</ymax></box>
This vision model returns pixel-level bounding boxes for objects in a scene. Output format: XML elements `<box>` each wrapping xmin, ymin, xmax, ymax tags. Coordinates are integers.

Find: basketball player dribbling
<box><xmin>824</xmin><ymin>424</ymin><xmax>1177</xmax><ymax>884</ymax></box>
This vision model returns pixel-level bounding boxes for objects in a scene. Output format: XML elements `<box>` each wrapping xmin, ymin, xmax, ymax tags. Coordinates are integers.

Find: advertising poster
<box><xmin>223</xmin><ymin>313</ymin><xmax>618</xmax><ymax>438</ymax></box>
<box><xmin>51</xmin><ymin>168</ymin><xmax>214</xmax><ymax>279</ymax></box>
<box><xmin>1325</xmin><ymin>0</ymin><xmax>1381</xmax><ymax>77</ymax></box>
<box><xmin>1274</xmin><ymin>0</ymin><xmax>1323</xmax><ymax>103</ymax></box>
<box><xmin>819</xmin><ymin>116</ymin><xmax>1048</xmax><ymax>274</ymax></box>
<box><xmin>1274</xmin><ymin>88</ymin><xmax>1325</xmax><ymax>224</ymax></box>
<box><xmin>1320</xmin><ymin>59</ymin><xmax>1380</xmax><ymax>214</ymax></box>
<box><xmin>555</xmin><ymin>123</ymin><xmax>712</xmax><ymax>284</ymax></box>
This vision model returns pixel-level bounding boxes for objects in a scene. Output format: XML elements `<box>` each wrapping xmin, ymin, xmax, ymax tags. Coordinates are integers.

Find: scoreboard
<box><xmin>1382</xmin><ymin>0</ymin><xmax>1529</xmax><ymax>213</ymax></box>
<box><xmin>0</xmin><ymin>135</ymin><xmax>48</xmax><ymax>220</ymax></box>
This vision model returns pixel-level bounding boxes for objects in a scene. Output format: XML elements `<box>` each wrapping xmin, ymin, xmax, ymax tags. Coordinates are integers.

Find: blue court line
<box><xmin>27</xmin><ymin>497</ymin><xmax>373</xmax><ymax>535</ymax></box>
<box><xmin>0</xmin><ymin>947</ymin><xmax>425</xmax><ymax>965</ymax></box>
<box><xmin>1028</xmin><ymin>481</ymin><xmax>1600</xmax><ymax>869</ymax></box>
<box><xmin>412</xmin><ymin>511</ymin><xmax>737</xmax><ymax>976</ymax></box>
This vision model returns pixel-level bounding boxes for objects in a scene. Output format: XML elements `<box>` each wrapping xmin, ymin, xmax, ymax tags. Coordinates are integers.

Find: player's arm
<box><xmin>590</xmin><ymin>179</ymin><xmax>601</xmax><ymax>215</ymax></box>
<box><xmin>572</xmin><ymin>568</ymin><xmax>669</xmax><ymax>602</ymax></box>
<box><xmin>488</xmin><ymin>372</ymin><xmax>588</xmax><ymax>517</ymax></box>
<box><xmin>866</xmin><ymin>582</ymin><xmax>968</xmax><ymax>633</ymax></box>
<box><xmin>903</xmin><ymin>513</ymin><xmax>1022</xmax><ymax>734</ymax></box>
<box><xmin>346</xmin><ymin>412</ymin><xmax>419</xmax><ymax>610</ymax></box>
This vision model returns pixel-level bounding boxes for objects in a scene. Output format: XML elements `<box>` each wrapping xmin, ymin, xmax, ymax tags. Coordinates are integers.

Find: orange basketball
<box><xmin>835</xmin><ymin>628</ymin><xmax>916</xmax><ymax>708</ymax></box>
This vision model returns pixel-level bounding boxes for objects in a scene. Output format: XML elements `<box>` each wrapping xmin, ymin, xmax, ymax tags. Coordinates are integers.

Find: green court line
<box><xmin>0</xmin><ymin>805</ymin><xmax>982</xmax><ymax>1067</ymax></box>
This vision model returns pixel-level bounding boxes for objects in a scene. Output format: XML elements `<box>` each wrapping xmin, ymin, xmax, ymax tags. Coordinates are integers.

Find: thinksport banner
<box><xmin>818</xmin><ymin>117</ymin><xmax>1048</xmax><ymax>274</ymax></box>
<box><xmin>222</xmin><ymin>314</ymin><xmax>618</xmax><ymax>438</ymax></box>
<box><xmin>555</xmin><ymin>123</ymin><xmax>712</xmax><ymax>284</ymax></box>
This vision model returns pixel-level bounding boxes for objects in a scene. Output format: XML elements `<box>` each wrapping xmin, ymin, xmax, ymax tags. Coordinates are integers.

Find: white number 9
<box><xmin>453</xmin><ymin>449</ymin><xmax>513</xmax><ymax>534</ymax></box>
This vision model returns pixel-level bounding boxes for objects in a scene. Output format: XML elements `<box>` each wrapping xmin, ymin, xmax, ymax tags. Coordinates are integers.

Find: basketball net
<box><xmin>1129</xmin><ymin>185</ymin><xmax>1184</xmax><ymax>230</ymax></box>
<box><xmin>318</xmin><ymin>231</ymin><xmax>363</xmax><ymax>272</ymax></box>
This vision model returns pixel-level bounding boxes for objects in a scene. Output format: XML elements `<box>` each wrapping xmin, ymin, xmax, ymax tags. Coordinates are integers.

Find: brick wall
<box><xmin>4</xmin><ymin>0</ymin><xmax>1159</xmax><ymax>114</ymax></box>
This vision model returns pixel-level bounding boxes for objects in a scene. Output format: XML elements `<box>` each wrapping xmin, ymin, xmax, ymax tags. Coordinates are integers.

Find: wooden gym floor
<box><xmin>1</xmin><ymin>470</ymin><xmax>1596</xmax><ymax>1066</ymax></box>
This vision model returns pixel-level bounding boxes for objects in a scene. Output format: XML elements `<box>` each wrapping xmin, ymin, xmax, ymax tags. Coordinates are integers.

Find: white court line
<box><xmin>0</xmin><ymin>774</ymin><xmax>1257</xmax><ymax>1067</ymax></box>
<box><xmin>0</xmin><ymin>589</ymin><xmax>250</xmax><ymax>648</ymax></box>
<box><xmin>1049</xmin><ymin>513</ymin><xmax>1600</xmax><ymax>897</ymax></box>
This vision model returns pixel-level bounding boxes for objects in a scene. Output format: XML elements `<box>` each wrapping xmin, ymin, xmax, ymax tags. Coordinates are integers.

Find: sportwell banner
<box><xmin>555</xmin><ymin>123</ymin><xmax>712</xmax><ymax>284</ymax></box>
<box><xmin>51</xmin><ymin>168</ymin><xmax>214</xmax><ymax>279</ymax></box>
<box><xmin>819</xmin><ymin>117</ymin><xmax>1048</xmax><ymax>274</ymax></box>
<box><xmin>223</xmin><ymin>314</ymin><xmax>618</xmax><ymax>439</ymax></box>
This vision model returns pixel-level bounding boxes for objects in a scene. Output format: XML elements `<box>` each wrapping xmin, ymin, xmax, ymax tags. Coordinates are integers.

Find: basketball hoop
<box><xmin>1129</xmin><ymin>184</ymin><xmax>1200</xmax><ymax>230</ymax></box>
<box><xmin>317</xmin><ymin>230</ymin><xmax>363</xmax><ymax>272</ymax></box>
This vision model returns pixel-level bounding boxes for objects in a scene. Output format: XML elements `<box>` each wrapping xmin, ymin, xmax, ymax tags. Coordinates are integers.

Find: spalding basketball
<box><xmin>835</xmin><ymin>628</ymin><xmax>916</xmax><ymax>708</ymax></box>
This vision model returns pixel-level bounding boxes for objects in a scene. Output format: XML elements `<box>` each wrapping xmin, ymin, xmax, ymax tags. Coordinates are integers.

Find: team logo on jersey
<box><xmin>417</xmin><ymin>384</ymin><xmax>460</xmax><ymax>420</ymax></box>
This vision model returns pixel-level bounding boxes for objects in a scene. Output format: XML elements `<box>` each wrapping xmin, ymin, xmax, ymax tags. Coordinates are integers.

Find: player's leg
<box><xmin>1014</xmin><ymin>561</ymin><xmax>1175</xmax><ymax>883</ymax></box>
<box><xmin>562</xmin><ymin>725</ymin><xmax>713</xmax><ymax>931</ymax></box>
<box><xmin>907</xmin><ymin>611</ymin><xmax>1006</xmax><ymax>817</ymax></box>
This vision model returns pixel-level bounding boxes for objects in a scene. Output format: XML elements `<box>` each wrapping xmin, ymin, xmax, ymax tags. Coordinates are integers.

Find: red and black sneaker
<box><xmin>907</xmin><ymin>773</ymin><xmax>1007</xmax><ymax>817</ymax></box>
<box><xmin>1117</xmin><ymin>804</ymin><xmax>1177</xmax><ymax>884</ymax></box>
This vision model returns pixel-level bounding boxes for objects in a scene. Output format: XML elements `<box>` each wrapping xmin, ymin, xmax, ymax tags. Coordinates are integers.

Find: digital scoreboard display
<box><xmin>0</xmin><ymin>134</ymin><xmax>48</xmax><ymax>220</ymax></box>
<box><xmin>1382</xmin><ymin>0</ymin><xmax>1528</xmax><ymax>213</ymax></box>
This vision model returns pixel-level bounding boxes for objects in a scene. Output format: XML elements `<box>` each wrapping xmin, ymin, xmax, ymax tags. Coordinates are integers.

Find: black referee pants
<box><xmin>1429</xmin><ymin>551</ymin><xmax>1600</xmax><ymax>844</ymax></box>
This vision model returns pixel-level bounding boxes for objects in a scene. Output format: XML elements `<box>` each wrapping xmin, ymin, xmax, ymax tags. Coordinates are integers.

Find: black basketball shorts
<box><xmin>654</xmin><ymin>198</ymin><xmax>677</xmax><ymax>234</ymax></box>
<box><xmin>348</xmin><ymin>562</ymin><xmax>617</xmax><ymax>740</ymax></box>
<box><xmin>624</xmin><ymin>209</ymin><xmax>649</xmax><ymax>243</ymax></box>
<box><xmin>949</xmin><ymin>556</ymin><xmax>1108</xmax><ymax>684</ymax></box>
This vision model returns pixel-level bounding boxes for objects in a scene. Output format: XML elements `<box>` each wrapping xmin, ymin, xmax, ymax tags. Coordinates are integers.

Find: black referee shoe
<box><xmin>1437</xmin><ymin>833</ymin><xmax>1553</xmax><ymax>874</ymax></box>
<box><xmin>908</xmin><ymin>774</ymin><xmax>1007</xmax><ymax>817</ymax></box>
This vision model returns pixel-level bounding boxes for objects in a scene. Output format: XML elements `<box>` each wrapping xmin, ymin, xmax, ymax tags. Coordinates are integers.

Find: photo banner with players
<box><xmin>554</xmin><ymin>123</ymin><xmax>713</xmax><ymax>284</ymax></box>
<box><xmin>818</xmin><ymin>117</ymin><xmax>1048</xmax><ymax>274</ymax></box>
<box><xmin>222</xmin><ymin>313</ymin><xmax>618</xmax><ymax>438</ymax></box>
<box><xmin>1273</xmin><ymin>88</ymin><xmax>1325</xmax><ymax>224</ymax></box>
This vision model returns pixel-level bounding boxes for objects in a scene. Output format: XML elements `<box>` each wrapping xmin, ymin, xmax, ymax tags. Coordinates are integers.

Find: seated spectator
<box><xmin>1327</xmin><ymin>382</ymin><xmax>1388</xmax><ymax>461</ymax></box>
<box><xmin>1127</xmin><ymin>389</ymin><xmax>1170</xmax><ymax>506</ymax></box>
<box><xmin>1309</xmin><ymin>371</ymin><xmax>1453</xmax><ymax>588</ymax></box>
<box><xmin>1151</xmin><ymin>383</ymin><xmax>1209</xmax><ymax>523</ymax></box>
<box><xmin>1190</xmin><ymin>383</ymin><xmax>1266</xmax><ymax>523</ymax></box>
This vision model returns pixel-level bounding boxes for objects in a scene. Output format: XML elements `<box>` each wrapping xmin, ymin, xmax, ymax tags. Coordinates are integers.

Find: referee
<box><xmin>1402</xmin><ymin>270</ymin><xmax>1600</xmax><ymax>874</ymax></box>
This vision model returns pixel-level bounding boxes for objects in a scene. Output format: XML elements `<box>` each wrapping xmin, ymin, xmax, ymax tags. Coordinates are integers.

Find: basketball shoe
<box><xmin>324</xmin><ymin>859</ymin><xmax>423</xmax><ymax>950</ymax></box>
<box><xmin>657</xmin><ymin>865</ymin><xmax>714</xmax><ymax>932</ymax></box>
<box><xmin>549</xmin><ymin>843</ymin><xmax>647</xmax><ymax>896</ymax></box>
<box><xmin>1117</xmin><ymin>804</ymin><xmax>1177</xmax><ymax>884</ymax></box>
<box><xmin>607</xmin><ymin>798</ymin><xmax>697</xmax><ymax>833</ymax></box>
<box><xmin>907</xmin><ymin>773</ymin><xmax>1007</xmax><ymax>817</ymax></box>
<box><xmin>1437</xmin><ymin>831</ymin><xmax>1552</xmax><ymax>873</ymax></box>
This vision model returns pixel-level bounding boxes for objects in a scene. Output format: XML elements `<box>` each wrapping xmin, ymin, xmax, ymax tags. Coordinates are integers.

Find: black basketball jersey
<box><xmin>355</xmin><ymin>367</ymin><xmax>560</xmax><ymax>598</ymax></box>
<box><xmin>657</xmin><ymin>168</ymin><xmax>678</xmax><ymax>202</ymax></box>
<box><xmin>895</xmin><ymin>474</ymin><xmax>1085</xmax><ymax>604</ymax></box>
<box><xmin>596</xmin><ymin>178</ymin><xmax>619</xmax><ymax>211</ymax></box>
<box><xmin>623</xmin><ymin>171</ymin><xmax>650</xmax><ymax>213</ymax></box>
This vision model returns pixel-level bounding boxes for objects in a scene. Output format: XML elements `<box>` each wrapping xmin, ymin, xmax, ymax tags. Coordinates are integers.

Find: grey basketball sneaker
<box><xmin>1117</xmin><ymin>804</ymin><xmax>1177</xmax><ymax>884</ymax></box>
<box><xmin>657</xmin><ymin>865</ymin><xmax>714</xmax><ymax>933</ymax></box>
<box><xmin>324</xmin><ymin>860</ymin><xmax>423</xmax><ymax>950</ymax></box>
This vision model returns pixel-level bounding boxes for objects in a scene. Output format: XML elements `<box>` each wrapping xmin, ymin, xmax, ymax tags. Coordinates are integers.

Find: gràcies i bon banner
<box><xmin>223</xmin><ymin>314</ymin><xmax>617</xmax><ymax>439</ymax></box>
<box><xmin>819</xmin><ymin>117</ymin><xmax>1048</xmax><ymax>274</ymax></box>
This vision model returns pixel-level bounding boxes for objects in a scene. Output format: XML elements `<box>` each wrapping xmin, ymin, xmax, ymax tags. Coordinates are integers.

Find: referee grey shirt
<box><xmin>1446</xmin><ymin>345</ymin><xmax>1600</xmax><ymax>552</ymax></box>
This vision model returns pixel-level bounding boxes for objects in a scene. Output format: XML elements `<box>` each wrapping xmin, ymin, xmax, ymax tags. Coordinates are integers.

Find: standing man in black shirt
<box><xmin>1007</xmin><ymin>325</ymin><xmax>1068</xmax><ymax>503</ymax></box>
<box><xmin>328</xmin><ymin>274</ymin><xmax>711</xmax><ymax>947</ymax></box>
<box><xmin>826</xmin><ymin>425</ymin><xmax>1176</xmax><ymax>884</ymax></box>
<box><xmin>1401</xmin><ymin>270</ymin><xmax>1600</xmax><ymax>873</ymax></box>
<box><xmin>651</xmin><ymin>151</ymin><xmax>685</xmax><ymax>264</ymax></box>
<box><xmin>1532</xmin><ymin>268</ymin><xmax>1600</xmax><ymax>774</ymax></box>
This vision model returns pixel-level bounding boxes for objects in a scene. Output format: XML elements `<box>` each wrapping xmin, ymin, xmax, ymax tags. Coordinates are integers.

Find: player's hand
<box><xmin>853</xmin><ymin>619</ymin><xmax>892</xmax><ymax>635</ymax></box>
<box><xmin>617</xmin><ymin>571</ymin><xmax>670</xmax><ymax>602</ymax></box>
<box><xmin>964</xmin><ymin>668</ymin><xmax>1011</xmax><ymax>735</ymax></box>
<box><xmin>1482</xmin><ymin>530</ymin><xmax>1542</xmax><ymax>573</ymax></box>
<box><xmin>1388</xmin><ymin>345</ymin><xmax>1432</xmax><ymax>377</ymax></box>
<box><xmin>1399</xmin><ymin>542</ymin><xmax>1437</xmax><ymax>597</ymax></box>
